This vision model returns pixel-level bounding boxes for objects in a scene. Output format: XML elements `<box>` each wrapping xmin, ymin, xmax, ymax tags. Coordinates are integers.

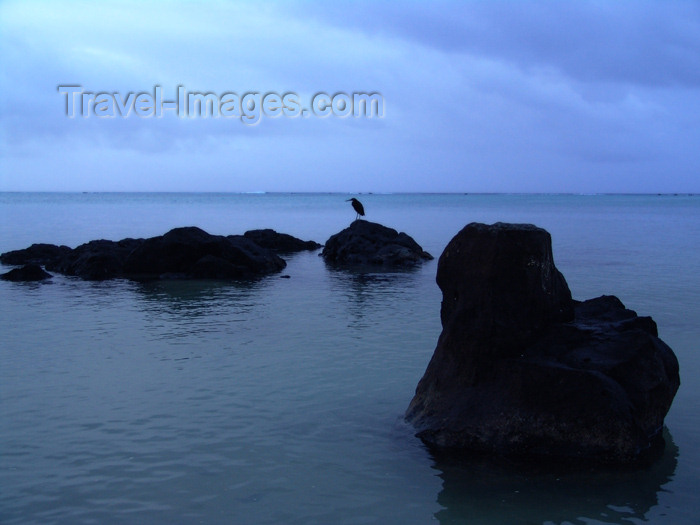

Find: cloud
<box><xmin>0</xmin><ymin>0</ymin><xmax>698</xmax><ymax>192</ymax></box>
<box><xmin>299</xmin><ymin>0</ymin><xmax>700</xmax><ymax>88</ymax></box>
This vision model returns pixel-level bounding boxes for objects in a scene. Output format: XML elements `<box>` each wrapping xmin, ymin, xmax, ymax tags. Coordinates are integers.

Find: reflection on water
<box><xmin>136</xmin><ymin>277</ymin><xmax>267</xmax><ymax>310</ymax></box>
<box><xmin>433</xmin><ymin>428</ymin><xmax>678</xmax><ymax>524</ymax></box>
<box><xmin>133</xmin><ymin>278</ymin><xmax>270</xmax><ymax>344</ymax></box>
<box><xmin>325</xmin><ymin>264</ymin><xmax>427</xmax><ymax>330</ymax></box>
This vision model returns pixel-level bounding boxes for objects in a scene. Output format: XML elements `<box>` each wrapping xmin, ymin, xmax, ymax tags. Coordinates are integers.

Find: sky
<box><xmin>0</xmin><ymin>0</ymin><xmax>698</xmax><ymax>193</ymax></box>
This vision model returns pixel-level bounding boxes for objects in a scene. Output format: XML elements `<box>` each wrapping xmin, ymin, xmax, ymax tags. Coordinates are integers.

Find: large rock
<box><xmin>123</xmin><ymin>227</ymin><xmax>286</xmax><ymax>280</ymax></box>
<box><xmin>405</xmin><ymin>222</ymin><xmax>680</xmax><ymax>462</ymax></box>
<box><xmin>321</xmin><ymin>220</ymin><xmax>433</xmax><ymax>266</ymax></box>
<box><xmin>0</xmin><ymin>264</ymin><xmax>52</xmax><ymax>282</ymax></box>
<box><xmin>243</xmin><ymin>229</ymin><xmax>321</xmax><ymax>253</ymax></box>
<box><xmin>1</xmin><ymin>227</ymin><xmax>287</xmax><ymax>281</ymax></box>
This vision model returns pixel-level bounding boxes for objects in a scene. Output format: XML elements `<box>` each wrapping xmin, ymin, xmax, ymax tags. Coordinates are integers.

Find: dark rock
<box><xmin>0</xmin><ymin>243</ymin><xmax>71</xmax><ymax>267</ymax></box>
<box><xmin>0</xmin><ymin>264</ymin><xmax>52</xmax><ymax>282</ymax></box>
<box><xmin>243</xmin><ymin>229</ymin><xmax>321</xmax><ymax>253</ymax></box>
<box><xmin>434</xmin><ymin>222</ymin><xmax>574</xmax><ymax>352</ymax></box>
<box><xmin>321</xmin><ymin>220</ymin><xmax>433</xmax><ymax>266</ymax></box>
<box><xmin>123</xmin><ymin>227</ymin><xmax>286</xmax><ymax>280</ymax></box>
<box><xmin>1</xmin><ymin>227</ymin><xmax>289</xmax><ymax>281</ymax></box>
<box><xmin>405</xmin><ymin>222</ymin><xmax>680</xmax><ymax>463</ymax></box>
<box><xmin>50</xmin><ymin>238</ymin><xmax>144</xmax><ymax>281</ymax></box>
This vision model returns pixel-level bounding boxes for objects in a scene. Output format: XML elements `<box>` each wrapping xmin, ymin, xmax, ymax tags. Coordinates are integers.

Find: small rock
<box><xmin>321</xmin><ymin>220</ymin><xmax>432</xmax><ymax>267</ymax></box>
<box><xmin>243</xmin><ymin>229</ymin><xmax>321</xmax><ymax>253</ymax></box>
<box><xmin>0</xmin><ymin>264</ymin><xmax>52</xmax><ymax>282</ymax></box>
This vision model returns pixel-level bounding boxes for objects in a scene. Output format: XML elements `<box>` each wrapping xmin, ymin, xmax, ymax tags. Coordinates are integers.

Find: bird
<box><xmin>346</xmin><ymin>197</ymin><xmax>365</xmax><ymax>221</ymax></box>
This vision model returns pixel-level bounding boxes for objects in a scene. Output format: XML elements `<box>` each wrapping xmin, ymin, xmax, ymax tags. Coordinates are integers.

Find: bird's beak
<box><xmin>345</xmin><ymin>198</ymin><xmax>352</xmax><ymax>201</ymax></box>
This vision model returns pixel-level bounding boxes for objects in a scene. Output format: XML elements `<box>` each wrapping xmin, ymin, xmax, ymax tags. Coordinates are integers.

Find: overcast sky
<box><xmin>1</xmin><ymin>0</ymin><xmax>698</xmax><ymax>193</ymax></box>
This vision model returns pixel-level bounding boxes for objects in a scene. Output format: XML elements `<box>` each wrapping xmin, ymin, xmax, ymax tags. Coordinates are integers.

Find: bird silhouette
<box><xmin>346</xmin><ymin>198</ymin><xmax>365</xmax><ymax>221</ymax></box>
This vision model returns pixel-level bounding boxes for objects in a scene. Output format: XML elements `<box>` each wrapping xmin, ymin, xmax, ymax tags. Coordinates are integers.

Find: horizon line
<box><xmin>0</xmin><ymin>191</ymin><xmax>697</xmax><ymax>197</ymax></box>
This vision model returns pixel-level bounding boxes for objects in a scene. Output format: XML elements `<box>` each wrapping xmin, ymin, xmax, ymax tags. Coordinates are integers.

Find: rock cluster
<box><xmin>122</xmin><ymin>227</ymin><xmax>286</xmax><ymax>280</ymax></box>
<box><xmin>405</xmin><ymin>222</ymin><xmax>680</xmax><ymax>462</ymax></box>
<box><xmin>1</xmin><ymin>219</ymin><xmax>682</xmax><ymax>462</ymax></box>
<box><xmin>321</xmin><ymin>220</ymin><xmax>433</xmax><ymax>267</ymax></box>
<box><xmin>0</xmin><ymin>226</ymin><xmax>317</xmax><ymax>281</ymax></box>
<box><xmin>1</xmin><ymin>220</ymin><xmax>428</xmax><ymax>280</ymax></box>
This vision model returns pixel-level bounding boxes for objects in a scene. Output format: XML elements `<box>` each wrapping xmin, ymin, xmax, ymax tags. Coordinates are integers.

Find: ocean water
<box><xmin>0</xmin><ymin>192</ymin><xmax>698</xmax><ymax>525</ymax></box>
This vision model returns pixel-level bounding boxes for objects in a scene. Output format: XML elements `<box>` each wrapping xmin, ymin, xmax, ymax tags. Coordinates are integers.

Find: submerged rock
<box><xmin>405</xmin><ymin>222</ymin><xmax>680</xmax><ymax>463</ymax></box>
<box><xmin>0</xmin><ymin>264</ymin><xmax>52</xmax><ymax>282</ymax></box>
<box><xmin>243</xmin><ymin>229</ymin><xmax>321</xmax><ymax>253</ymax></box>
<box><xmin>321</xmin><ymin>220</ymin><xmax>433</xmax><ymax>267</ymax></box>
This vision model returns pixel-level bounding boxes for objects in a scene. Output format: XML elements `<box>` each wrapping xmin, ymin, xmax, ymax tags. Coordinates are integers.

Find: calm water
<box><xmin>1</xmin><ymin>193</ymin><xmax>698</xmax><ymax>524</ymax></box>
